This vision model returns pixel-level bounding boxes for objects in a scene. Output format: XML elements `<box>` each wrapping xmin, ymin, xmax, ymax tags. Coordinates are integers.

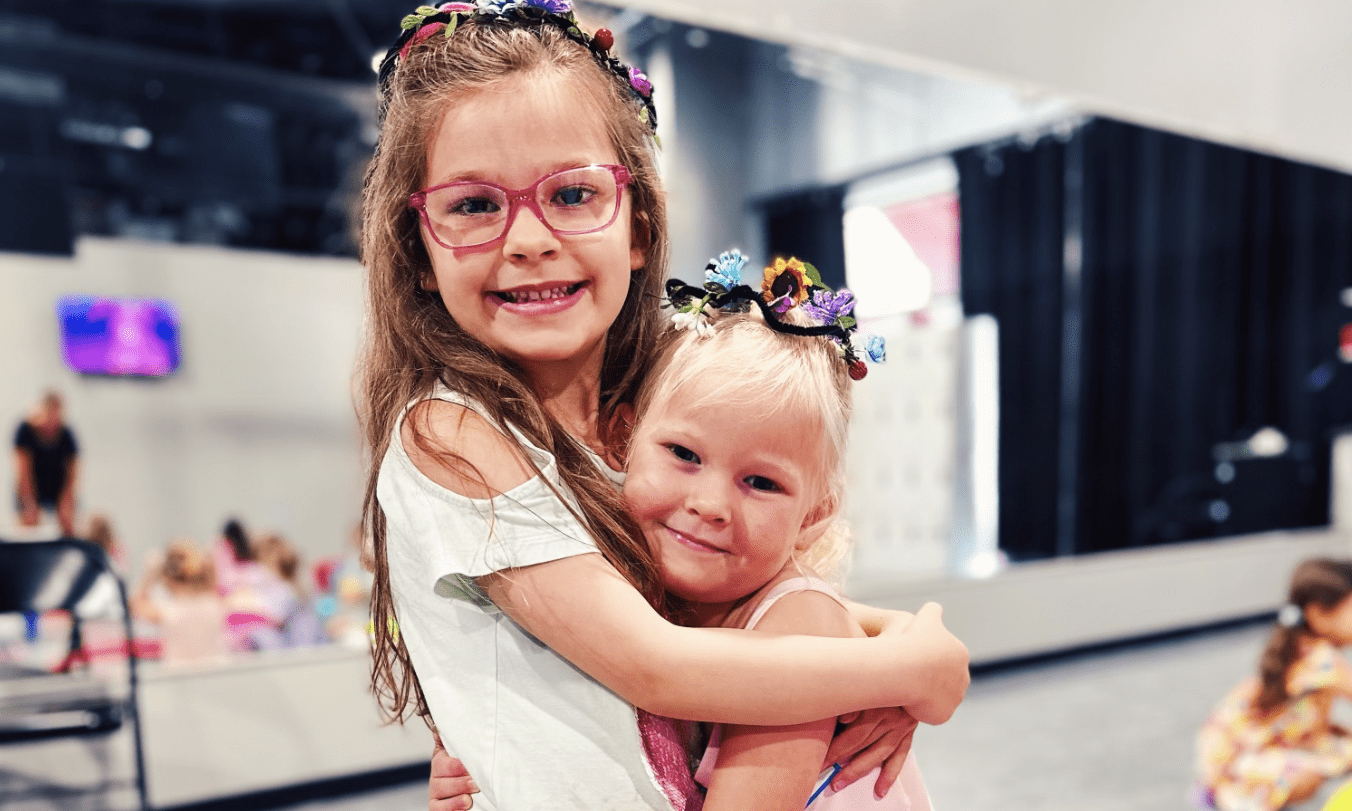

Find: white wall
<box><xmin>0</xmin><ymin>237</ymin><xmax>366</xmax><ymax>569</ymax></box>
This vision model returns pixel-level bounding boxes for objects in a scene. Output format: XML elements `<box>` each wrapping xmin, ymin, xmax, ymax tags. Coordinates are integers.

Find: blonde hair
<box><xmin>163</xmin><ymin>538</ymin><xmax>217</xmax><ymax>595</ymax></box>
<box><xmin>632</xmin><ymin>309</ymin><xmax>855</xmax><ymax>584</ymax></box>
<box><xmin>358</xmin><ymin>17</ymin><xmax>670</xmax><ymax>724</ymax></box>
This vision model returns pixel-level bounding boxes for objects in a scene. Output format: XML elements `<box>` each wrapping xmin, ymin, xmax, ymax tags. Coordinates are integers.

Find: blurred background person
<box><xmin>1196</xmin><ymin>559</ymin><xmax>1352</xmax><ymax>810</ymax></box>
<box><xmin>249</xmin><ymin>531</ymin><xmax>326</xmax><ymax>650</ymax></box>
<box><xmin>130</xmin><ymin>537</ymin><xmax>229</xmax><ymax>666</ymax></box>
<box><xmin>211</xmin><ymin>516</ymin><xmax>254</xmax><ymax>596</ymax></box>
<box><xmin>12</xmin><ymin>390</ymin><xmax>79</xmax><ymax>538</ymax></box>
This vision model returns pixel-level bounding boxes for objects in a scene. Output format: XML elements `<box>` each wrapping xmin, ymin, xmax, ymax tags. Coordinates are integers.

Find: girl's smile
<box><xmin>624</xmin><ymin>377</ymin><xmax>827</xmax><ymax>626</ymax></box>
<box><xmin>419</xmin><ymin>70</ymin><xmax>644</xmax><ymax>376</ymax></box>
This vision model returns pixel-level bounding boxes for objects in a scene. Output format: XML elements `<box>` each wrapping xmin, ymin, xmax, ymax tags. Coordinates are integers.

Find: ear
<box><xmin>1306</xmin><ymin>603</ymin><xmax>1334</xmax><ymax>636</ymax></box>
<box><xmin>630</xmin><ymin>210</ymin><xmax>651</xmax><ymax>272</ymax></box>
<box><xmin>797</xmin><ymin>495</ymin><xmax>836</xmax><ymax>545</ymax></box>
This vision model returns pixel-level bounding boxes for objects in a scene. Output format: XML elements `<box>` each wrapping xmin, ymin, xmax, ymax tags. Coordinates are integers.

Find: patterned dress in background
<box><xmin>1197</xmin><ymin>638</ymin><xmax>1352</xmax><ymax>810</ymax></box>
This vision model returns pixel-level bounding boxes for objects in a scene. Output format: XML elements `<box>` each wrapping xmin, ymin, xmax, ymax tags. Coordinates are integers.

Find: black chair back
<box><xmin>0</xmin><ymin>538</ymin><xmax>110</xmax><ymax>614</ymax></box>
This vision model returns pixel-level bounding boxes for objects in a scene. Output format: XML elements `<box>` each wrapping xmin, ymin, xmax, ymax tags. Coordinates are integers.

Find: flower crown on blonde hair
<box><xmin>665</xmin><ymin>250</ymin><xmax>887</xmax><ymax>380</ymax></box>
<box><xmin>376</xmin><ymin>0</ymin><xmax>657</xmax><ymax>131</ymax></box>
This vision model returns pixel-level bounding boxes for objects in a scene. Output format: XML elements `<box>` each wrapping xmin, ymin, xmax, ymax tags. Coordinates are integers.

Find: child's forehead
<box><xmin>646</xmin><ymin>377</ymin><xmax>822</xmax><ymax>441</ymax></box>
<box><xmin>426</xmin><ymin>70</ymin><xmax>615</xmax><ymax>173</ymax></box>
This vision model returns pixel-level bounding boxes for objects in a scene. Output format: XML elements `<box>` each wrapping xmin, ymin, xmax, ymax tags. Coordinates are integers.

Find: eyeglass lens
<box><xmin>422</xmin><ymin>166</ymin><xmax>621</xmax><ymax>248</ymax></box>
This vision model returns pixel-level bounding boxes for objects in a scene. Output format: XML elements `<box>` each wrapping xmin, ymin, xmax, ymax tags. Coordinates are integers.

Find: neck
<box><xmin>524</xmin><ymin>350</ymin><xmax>605</xmax><ymax>453</ymax></box>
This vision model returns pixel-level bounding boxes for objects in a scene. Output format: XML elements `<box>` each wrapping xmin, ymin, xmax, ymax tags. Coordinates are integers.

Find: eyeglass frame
<box><xmin>408</xmin><ymin>163</ymin><xmax>634</xmax><ymax>251</ymax></box>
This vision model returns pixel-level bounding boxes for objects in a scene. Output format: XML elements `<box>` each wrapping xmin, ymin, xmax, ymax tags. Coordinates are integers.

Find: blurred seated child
<box><xmin>245</xmin><ymin>532</ymin><xmax>326</xmax><ymax>649</ymax></box>
<box><xmin>316</xmin><ymin>523</ymin><xmax>374</xmax><ymax>649</ymax></box>
<box><xmin>130</xmin><ymin>538</ymin><xmax>228</xmax><ymax>665</ymax></box>
<box><xmin>1196</xmin><ymin>558</ymin><xmax>1352</xmax><ymax>810</ymax></box>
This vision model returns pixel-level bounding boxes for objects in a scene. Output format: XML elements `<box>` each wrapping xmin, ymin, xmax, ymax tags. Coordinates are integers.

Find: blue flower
<box><xmin>705</xmin><ymin>250</ymin><xmax>747</xmax><ymax>289</ymax></box>
<box><xmin>802</xmin><ymin>287</ymin><xmax>855</xmax><ymax>326</ymax></box>
<box><xmin>865</xmin><ymin>334</ymin><xmax>886</xmax><ymax>363</ymax></box>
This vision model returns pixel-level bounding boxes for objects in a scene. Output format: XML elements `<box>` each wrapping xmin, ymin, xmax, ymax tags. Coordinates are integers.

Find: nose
<box><xmin>685</xmin><ymin>475</ymin><xmax>731</xmax><ymax>525</ymax></box>
<box><xmin>500</xmin><ymin>196</ymin><xmax>560</xmax><ymax>260</ymax></box>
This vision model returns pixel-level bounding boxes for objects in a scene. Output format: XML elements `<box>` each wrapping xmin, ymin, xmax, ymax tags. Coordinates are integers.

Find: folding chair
<box><xmin>0</xmin><ymin>538</ymin><xmax>148</xmax><ymax>810</ymax></box>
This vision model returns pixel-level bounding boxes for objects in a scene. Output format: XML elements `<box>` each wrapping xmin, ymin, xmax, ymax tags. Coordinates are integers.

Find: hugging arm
<box><xmin>407</xmin><ymin>400</ymin><xmax>969</xmax><ymax>726</ymax></box>
<box><xmin>479</xmin><ymin>557</ymin><xmax>967</xmax><ymax>724</ymax></box>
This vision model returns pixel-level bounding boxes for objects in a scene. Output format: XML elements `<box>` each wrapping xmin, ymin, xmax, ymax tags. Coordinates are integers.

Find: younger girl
<box><xmin>362</xmin><ymin>2</ymin><xmax>968</xmax><ymax>808</ymax></box>
<box><xmin>1196</xmin><ymin>558</ymin><xmax>1352</xmax><ymax>810</ymax></box>
<box><xmin>631</xmin><ymin>265</ymin><xmax>932</xmax><ymax>809</ymax></box>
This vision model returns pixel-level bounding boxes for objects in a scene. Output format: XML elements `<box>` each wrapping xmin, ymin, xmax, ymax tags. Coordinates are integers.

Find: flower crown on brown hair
<box><xmin>376</xmin><ymin>0</ymin><xmax>657</xmax><ymax>132</ymax></box>
<box><xmin>665</xmin><ymin>250</ymin><xmax>887</xmax><ymax>381</ymax></box>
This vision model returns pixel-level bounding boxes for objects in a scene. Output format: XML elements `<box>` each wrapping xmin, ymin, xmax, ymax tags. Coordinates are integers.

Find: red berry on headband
<box><xmin>848</xmin><ymin>360</ymin><xmax>867</xmax><ymax>380</ymax></box>
<box><xmin>593</xmin><ymin>28</ymin><xmax>614</xmax><ymax>51</ymax></box>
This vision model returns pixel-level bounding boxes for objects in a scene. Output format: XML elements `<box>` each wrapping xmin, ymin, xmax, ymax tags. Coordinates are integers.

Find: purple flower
<box><xmin>628</xmin><ymin>66</ymin><xmax>653</xmax><ymax>96</ymax></box>
<box><xmin>802</xmin><ymin>287</ymin><xmax>855</xmax><ymax>326</ymax></box>
<box><xmin>521</xmin><ymin>0</ymin><xmax>572</xmax><ymax>12</ymax></box>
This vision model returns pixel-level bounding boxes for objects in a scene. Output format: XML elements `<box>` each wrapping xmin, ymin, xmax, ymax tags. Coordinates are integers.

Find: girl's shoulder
<box><xmin>741</xmin><ymin>577</ymin><xmax>859</xmax><ymax>639</ymax></box>
<box><xmin>395</xmin><ymin>382</ymin><xmax>545</xmax><ymax>500</ymax></box>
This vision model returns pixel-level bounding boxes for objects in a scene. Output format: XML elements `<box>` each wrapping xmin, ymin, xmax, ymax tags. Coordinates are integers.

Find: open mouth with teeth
<box><xmin>493</xmin><ymin>282</ymin><xmax>586</xmax><ymax>303</ymax></box>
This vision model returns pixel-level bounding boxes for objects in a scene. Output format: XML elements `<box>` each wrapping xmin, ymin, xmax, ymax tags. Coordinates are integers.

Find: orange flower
<box><xmin>761</xmin><ymin>257</ymin><xmax>811</xmax><ymax>312</ymax></box>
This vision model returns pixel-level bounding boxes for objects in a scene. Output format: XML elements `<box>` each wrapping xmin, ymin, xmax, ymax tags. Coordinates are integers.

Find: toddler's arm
<box><xmin>701</xmin><ymin>590</ymin><xmax>867</xmax><ymax>810</ymax></box>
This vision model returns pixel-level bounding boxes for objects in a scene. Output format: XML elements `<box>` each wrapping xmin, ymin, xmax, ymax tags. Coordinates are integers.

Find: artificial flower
<box><xmin>761</xmin><ymin>257</ymin><xmax>811</xmax><ymax>313</ymax></box>
<box><xmin>705</xmin><ymin>250</ymin><xmax>747</xmax><ymax>289</ymax></box>
<box><xmin>628</xmin><ymin>66</ymin><xmax>653</xmax><ymax>96</ymax></box>
<box><xmin>802</xmin><ymin>287</ymin><xmax>855</xmax><ymax>326</ymax></box>
<box><xmin>865</xmin><ymin>334</ymin><xmax>886</xmax><ymax>363</ymax></box>
<box><xmin>438</xmin><ymin>2</ymin><xmax>476</xmax><ymax>11</ymax></box>
<box><xmin>400</xmin><ymin>22</ymin><xmax>446</xmax><ymax>59</ymax></box>
<box><xmin>525</xmin><ymin>0</ymin><xmax>573</xmax><ymax>12</ymax></box>
<box><xmin>671</xmin><ymin>308</ymin><xmax>712</xmax><ymax>337</ymax></box>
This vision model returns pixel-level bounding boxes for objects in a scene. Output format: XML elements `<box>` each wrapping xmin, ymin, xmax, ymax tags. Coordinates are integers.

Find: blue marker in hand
<box><xmin>806</xmin><ymin>763</ymin><xmax>843</xmax><ymax>808</ymax></box>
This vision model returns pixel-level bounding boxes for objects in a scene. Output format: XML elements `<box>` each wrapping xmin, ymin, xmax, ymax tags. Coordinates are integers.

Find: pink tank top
<box><xmin>692</xmin><ymin>577</ymin><xmax>933</xmax><ymax>810</ymax></box>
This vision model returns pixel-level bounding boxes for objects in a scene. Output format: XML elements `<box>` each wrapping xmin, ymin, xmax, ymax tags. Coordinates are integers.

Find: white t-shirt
<box><xmin>379</xmin><ymin>384</ymin><xmax>674</xmax><ymax>810</ymax></box>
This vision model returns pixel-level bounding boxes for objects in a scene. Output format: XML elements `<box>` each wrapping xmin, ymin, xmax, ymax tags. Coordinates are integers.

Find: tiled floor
<box><xmin>5</xmin><ymin>620</ymin><xmax>1349</xmax><ymax>810</ymax></box>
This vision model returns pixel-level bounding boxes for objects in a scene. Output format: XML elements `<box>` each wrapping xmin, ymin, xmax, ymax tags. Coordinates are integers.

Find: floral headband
<box><xmin>376</xmin><ymin>0</ymin><xmax>657</xmax><ymax>132</ymax></box>
<box><xmin>666</xmin><ymin>250</ymin><xmax>887</xmax><ymax>380</ymax></box>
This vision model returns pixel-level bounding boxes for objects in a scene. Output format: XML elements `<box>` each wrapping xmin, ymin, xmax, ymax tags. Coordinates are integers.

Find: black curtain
<box><xmin>764</xmin><ymin>186</ymin><xmax>848</xmax><ymax>290</ymax></box>
<box><xmin>959</xmin><ymin>118</ymin><xmax>1352</xmax><ymax>560</ymax></box>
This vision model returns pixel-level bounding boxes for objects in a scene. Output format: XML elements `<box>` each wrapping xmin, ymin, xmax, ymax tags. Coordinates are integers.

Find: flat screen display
<box><xmin>56</xmin><ymin>295</ymin><xmax>181</xmax><ymax>377</ymax></box>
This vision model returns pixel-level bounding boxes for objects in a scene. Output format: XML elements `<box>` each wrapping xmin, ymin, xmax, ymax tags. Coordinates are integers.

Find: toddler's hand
<box><xmin>429</xmin><ymin>734</ymin><xmax>478</xmax><ymax>811</ymax></box>
<box><xmin>824</xmin><ymin>706</ymin><xmax>919</xmax><ymax>798</ymax></box>
<box><xmin>890</xmin><ymin>601</ymin><xmax>969</xmax><ymax>725</ymax></box>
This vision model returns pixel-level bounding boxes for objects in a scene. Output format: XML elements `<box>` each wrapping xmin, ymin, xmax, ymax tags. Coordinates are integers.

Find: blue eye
<box><xmin>551</xmin><ymin>185</ymin><xmax>596</xmax><ymax>207</ymax></box>
<box><xmin>449</xmin><ymin>197</ymin><xmax>500</xmax><ymax>216</ymax></box>
<box><xmin>666</xmin><ymin>444</ymin><xmax>700</xmax><ymax>464</ymax></box>
<box><xmin>745</xmin><ymin>475</ymin><xmax>782</xmax><ymax>493</ymax></box>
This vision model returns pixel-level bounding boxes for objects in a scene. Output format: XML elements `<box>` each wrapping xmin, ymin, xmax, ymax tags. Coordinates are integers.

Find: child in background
<box><xmin>1197</xmin><ymin>558</ymin><xmax>1352</xmax><ymax>810</ymax></box>
<box><xmin>251</xmin><ymin>532</ymin><xmax>327</xmax><ymax>648</ymax></box>
<box><xmin>362</xmin><ymin>2</ymin><xmax>967</xmax><ymax>808</ymax></box>
<box><xmin>130</xmin><ymin>538</ymin><xmax>228</xmax><ymax>665</ymax></box>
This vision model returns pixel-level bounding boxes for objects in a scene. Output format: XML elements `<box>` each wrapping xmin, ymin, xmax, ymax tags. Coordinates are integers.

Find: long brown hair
<box><xmin>357</xmin><ymin>17</ymin><xmax>670</xmax><ymax>724</ymax></box>
<box><xmin>1253</xmin><ymin>558</ymin><xmax>1352</xmax><ymax>713</ymax></box>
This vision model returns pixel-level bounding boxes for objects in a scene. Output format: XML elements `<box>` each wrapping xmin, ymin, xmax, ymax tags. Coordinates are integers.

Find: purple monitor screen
<box><xmin>57</xmin><ymin>295</ymin><xmax>181</xmax><ymax>377</ymax></box>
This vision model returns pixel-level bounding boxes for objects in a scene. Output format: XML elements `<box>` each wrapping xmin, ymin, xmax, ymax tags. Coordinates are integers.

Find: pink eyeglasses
<box><xmin>409</xmin><ymin>164</ymin><xmax>633</xmax><ymax>250</ymax></box>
